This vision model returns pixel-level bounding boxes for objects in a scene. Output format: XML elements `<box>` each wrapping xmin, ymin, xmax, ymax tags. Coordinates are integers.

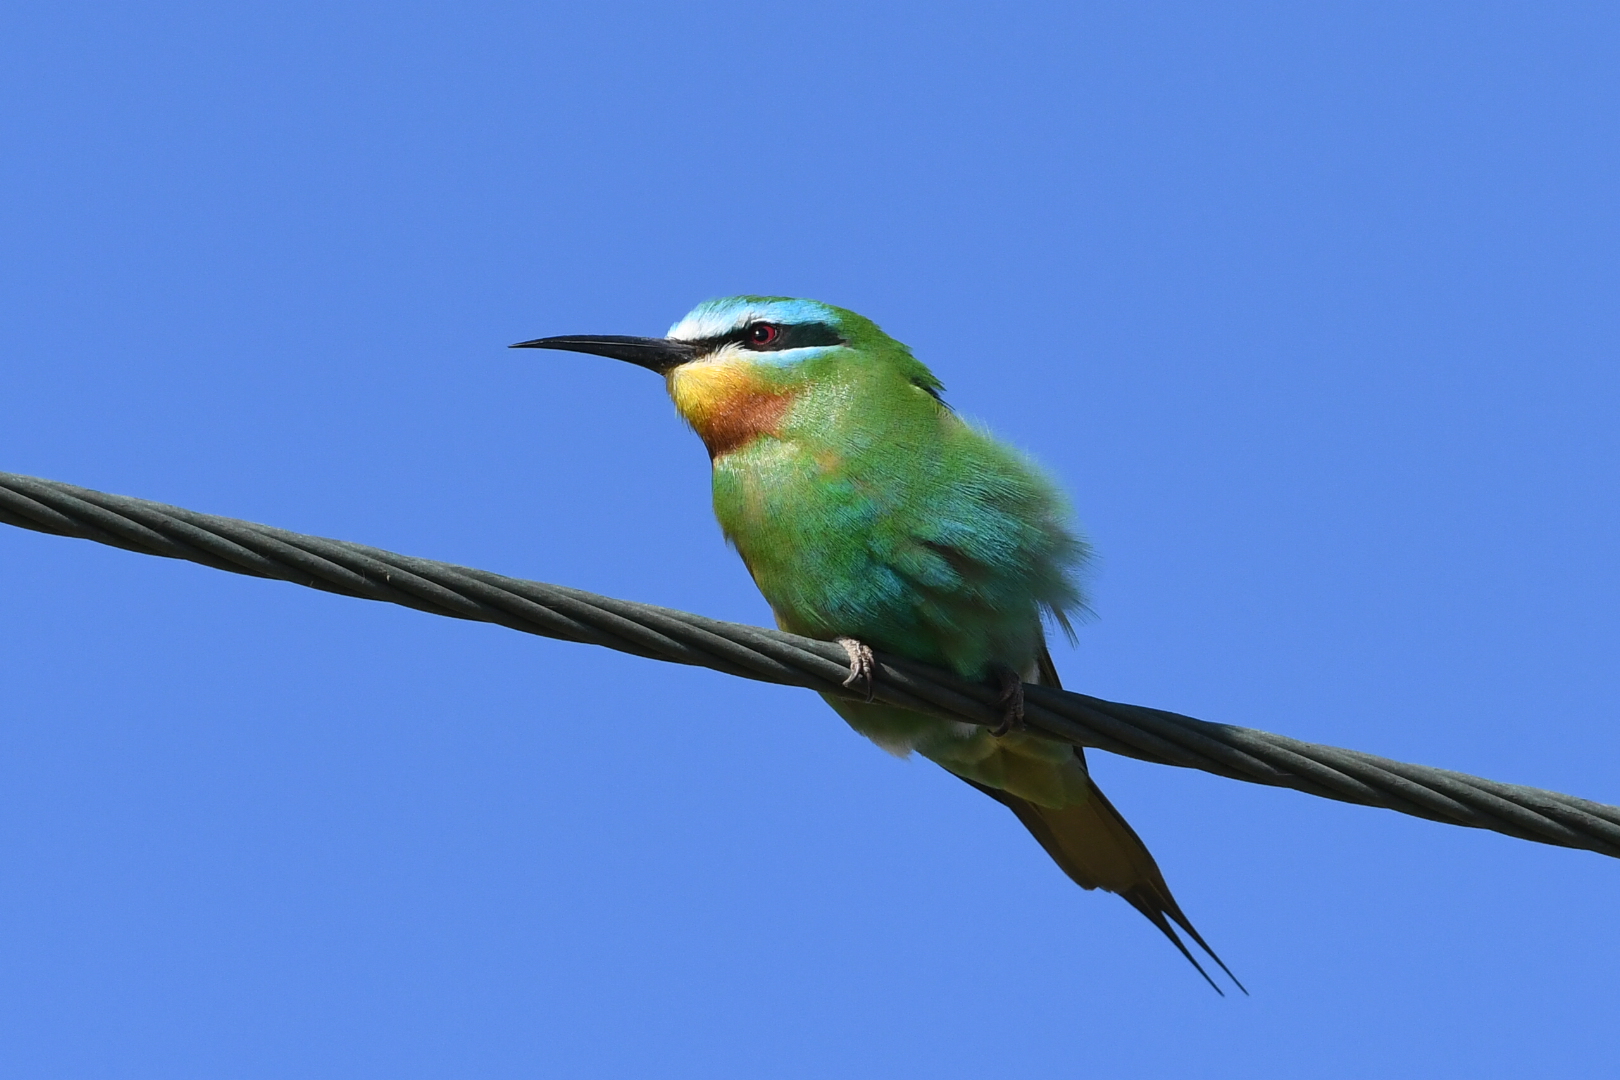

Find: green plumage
<box><xmin>702</xmin><ymin>302</ymin><xmax>1092</xmax><ymax>802</ymax></box>
<box><xmin>524</xmin><ymin>295</ymin><xmax>1239</xmax><ymax>991</ymax></box>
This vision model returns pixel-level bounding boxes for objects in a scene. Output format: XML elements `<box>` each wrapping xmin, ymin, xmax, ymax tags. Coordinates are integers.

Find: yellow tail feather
<box><xmin>956</xmin><ymin>641</ymin><xmax>1245</xmax><ymax>994</ymax></box>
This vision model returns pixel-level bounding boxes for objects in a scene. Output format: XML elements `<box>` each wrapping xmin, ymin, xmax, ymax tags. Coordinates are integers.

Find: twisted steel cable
<box><xmin>3</xmin><ymin>470</ymin><xmax>1617</xmax><ymax>859</ymax></box>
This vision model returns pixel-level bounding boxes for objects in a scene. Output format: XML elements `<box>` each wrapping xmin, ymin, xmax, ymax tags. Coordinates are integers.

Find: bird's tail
<box><xmin>959</xmin><ymin>772</ymin><xmax>1244</xmax><ymax>995</ymax></box>
<box><xmin>961</xmin><ymin>638</ymin><xmax>1244</xmax><ymax>994</ymax></box>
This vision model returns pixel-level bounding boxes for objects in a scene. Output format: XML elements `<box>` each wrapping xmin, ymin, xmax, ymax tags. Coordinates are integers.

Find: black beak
<box><xmin>509</xmin><ymin>334</ymin><xmax>697</xmax><ymax>374</ymax></box>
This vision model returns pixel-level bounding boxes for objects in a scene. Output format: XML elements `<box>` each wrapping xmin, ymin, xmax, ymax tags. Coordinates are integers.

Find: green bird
<box><xmin>514</xmin><ymin>296</ymin><xmax>1240</xmax><ymax>992</ymax></box>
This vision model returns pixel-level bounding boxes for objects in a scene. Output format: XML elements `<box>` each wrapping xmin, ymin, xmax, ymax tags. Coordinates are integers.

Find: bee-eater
<box><xmin>514</xmin><ymin>296</ymin><xmax>1240</xmax><ymax>992</ymax></box>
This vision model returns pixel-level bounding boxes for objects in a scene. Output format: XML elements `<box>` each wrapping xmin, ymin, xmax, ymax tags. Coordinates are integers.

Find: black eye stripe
<box><xmin>691</xmin><ymin>321</ymin><xmax>845</xmax><ymax>354</ymax></box>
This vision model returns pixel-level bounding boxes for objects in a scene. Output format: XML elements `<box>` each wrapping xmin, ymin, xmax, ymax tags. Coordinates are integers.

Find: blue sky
<box><xmin>2</xmin><ymin>2</ymin><xmax>1617</xmax><ymax>1076</ymax></box>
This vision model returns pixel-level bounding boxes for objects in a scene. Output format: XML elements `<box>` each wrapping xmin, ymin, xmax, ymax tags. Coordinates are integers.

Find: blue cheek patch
<box><xmin>755</xmin><ymin>344</ymin><xmax>841</xmax><ymax>367</ymax></box>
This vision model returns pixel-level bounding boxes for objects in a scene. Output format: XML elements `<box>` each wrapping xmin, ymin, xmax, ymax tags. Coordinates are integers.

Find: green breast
<box><xmin>709</xmin><ymin>380</ymin><xmax>1087</xmax><ymax>680</ymax></box>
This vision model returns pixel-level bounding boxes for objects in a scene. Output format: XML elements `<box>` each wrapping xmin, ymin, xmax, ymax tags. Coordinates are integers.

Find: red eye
<box><xmin>748</xmin><ymin>323</ymin><xmax>780</xmax><ymax>346</ymax></box>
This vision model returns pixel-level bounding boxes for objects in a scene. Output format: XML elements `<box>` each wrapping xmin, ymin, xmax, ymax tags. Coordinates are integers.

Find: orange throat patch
<box><xmin>667</xmin><ymin>359</ymin><xmax>796</xmax><ymax>458</ymax></box>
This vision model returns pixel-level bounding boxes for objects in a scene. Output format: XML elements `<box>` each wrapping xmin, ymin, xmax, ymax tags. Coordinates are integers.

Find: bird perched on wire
<box><xmin>514</xmin><ymin>297</ymin><xmax>1241</xmax><ymax>993</ymax></box>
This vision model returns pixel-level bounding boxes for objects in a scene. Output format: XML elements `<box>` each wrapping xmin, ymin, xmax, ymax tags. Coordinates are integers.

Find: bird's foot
<box><xmin>837</xmin><ymin>637</ymin><xmax>877</xmax><ymax>702</ymax></box>
<box><xmin>989</xmin><ymin>666</ymin><xmax>1025</xmax><ymax>737</ymax></box>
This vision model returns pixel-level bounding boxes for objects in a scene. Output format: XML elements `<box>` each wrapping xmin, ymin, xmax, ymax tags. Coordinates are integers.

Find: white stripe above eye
<box><xmin>667</xmin><ymin>298</ymin><xmax>838</xmax><ymax>342</ymax></box>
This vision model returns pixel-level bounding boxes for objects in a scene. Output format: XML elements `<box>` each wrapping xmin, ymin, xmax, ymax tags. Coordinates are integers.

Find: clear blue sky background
<box><xmin>1</xmin><ymin>3</ymin><xmax>1616</xmax><ymax>1076</ymax></box>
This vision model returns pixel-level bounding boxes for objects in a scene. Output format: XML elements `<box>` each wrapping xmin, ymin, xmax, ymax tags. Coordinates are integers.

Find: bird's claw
<box><xmin>837</xmin><ymin>637</ymin><xmax>877</xmax><ymax>702</ymax></box>
<box><xmin>990</xmin><ymin>666</ymin><xmax>1025</xmax><ymax>737</ymax></box>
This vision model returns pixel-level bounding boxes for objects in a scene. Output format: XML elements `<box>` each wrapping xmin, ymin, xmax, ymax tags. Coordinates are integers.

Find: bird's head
<box><xmin>513</xmin><ymin>296</ymin><xmax>943</xmax><ymax>456</ymax></box>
